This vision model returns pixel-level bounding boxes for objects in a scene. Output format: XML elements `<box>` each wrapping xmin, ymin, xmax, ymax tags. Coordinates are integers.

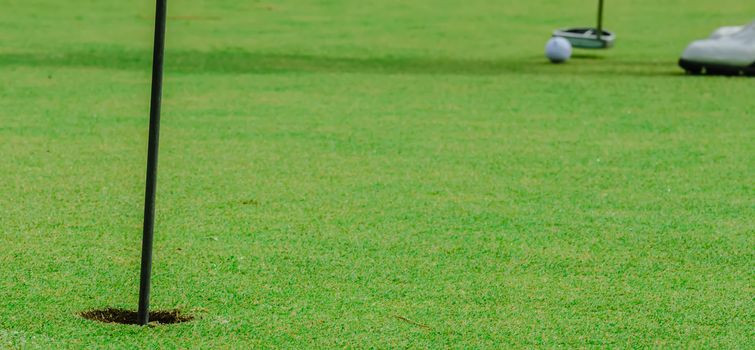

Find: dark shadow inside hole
<box><xmin>80</xmin><ymin>308</ymin><xmax>193</xmax><ymax>325</ymax></box>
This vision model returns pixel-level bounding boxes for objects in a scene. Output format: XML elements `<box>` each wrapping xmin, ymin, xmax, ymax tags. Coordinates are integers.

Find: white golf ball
<box><xmin>545</xmin><ymin>37</ymin><xmax>572</xmax><ymax>63</ymax></box>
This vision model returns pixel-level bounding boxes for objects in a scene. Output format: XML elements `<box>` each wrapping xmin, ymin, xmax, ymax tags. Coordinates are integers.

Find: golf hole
<box><xmin>80</xmin><ymin>308</ymin><xmax>193</xmax><ymax>325</ymax></box>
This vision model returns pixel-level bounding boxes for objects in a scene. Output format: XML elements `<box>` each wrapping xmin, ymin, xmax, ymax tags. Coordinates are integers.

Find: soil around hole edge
<box><xmin>80</xmin><ymin>308</ymin><xmax>193</xmax><ymax>325</ymax></box>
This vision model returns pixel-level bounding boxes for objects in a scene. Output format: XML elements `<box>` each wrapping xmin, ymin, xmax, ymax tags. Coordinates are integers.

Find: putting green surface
<box><xmin>1</xmin><ymin>0</ymin><xmax>753</xmax><ymax>348</ymax></box>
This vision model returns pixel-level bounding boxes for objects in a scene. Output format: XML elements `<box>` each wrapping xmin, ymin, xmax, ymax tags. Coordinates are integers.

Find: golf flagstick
<box><xmin>138</xmin><ymin>0</ymin><xmax>168</xmax><ymax>326</ymax></box>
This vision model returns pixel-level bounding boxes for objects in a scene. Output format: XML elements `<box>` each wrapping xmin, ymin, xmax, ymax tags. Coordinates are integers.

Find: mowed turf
<box><xmin>1</xmin><ymin>0</ymin><xmax>753</xmax><ymax>348</ymax></box>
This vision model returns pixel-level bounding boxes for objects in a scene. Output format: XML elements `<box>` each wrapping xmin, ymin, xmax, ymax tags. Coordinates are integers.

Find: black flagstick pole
<box><xmin>138</xmin><ymin>0</ymin><xmax>168</xmax><ymax>326</ymax></box>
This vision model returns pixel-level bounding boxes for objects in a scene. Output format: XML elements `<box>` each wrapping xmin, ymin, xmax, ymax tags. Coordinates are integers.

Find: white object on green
<box><xmin>709</xmin><ymin>25</ymin><xmax>745</xmax><ymax>39</ymax></box>
<box><xmin>682</xmin><ymin>21</ymin><xmax>755</xmax><ymax>67</ymax></box>
<box><xmin>545</xmin><ymin>37</ymin><xmax>572</xmax><ymax>63</ymax></box>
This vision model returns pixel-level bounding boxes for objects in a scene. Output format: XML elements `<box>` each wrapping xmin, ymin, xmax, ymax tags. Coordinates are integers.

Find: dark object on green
<box><xmin>679</xmin><ymin>59</ymin><xmax>755</xmax><ymax>76</ymax></box>
<box><xmin>81</xmin><ymin>308</ymin><xmax>193</xmax><ymax>325</ymax></box>
<box><xmin>553</xmin><ymin>0</ymin><xmax>615</xmax><ymax>49</ymax></box>
<box><xmin>138</xmin><ymin>0</ymin><xmax>168</xmax><ymax>326</ymax></box>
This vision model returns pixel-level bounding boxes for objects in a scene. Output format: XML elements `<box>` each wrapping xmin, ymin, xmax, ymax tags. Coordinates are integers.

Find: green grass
<box><xmin>1</xmin><ymin>0</ymin><xmax>753</xmax><ymax>348</ymax></box>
